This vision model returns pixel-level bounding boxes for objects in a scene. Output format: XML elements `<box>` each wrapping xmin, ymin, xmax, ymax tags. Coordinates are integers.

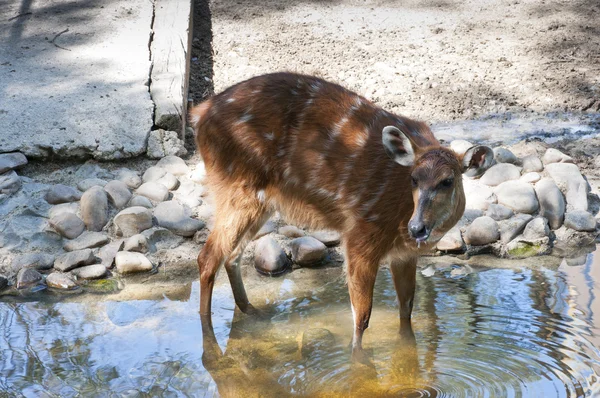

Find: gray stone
<box><xmin>436</xmin><ymin>225</ymin><xmax>465</xmax><ymax>251</ymax></box>
<box><xmin>104</xmin><ymin>180</ymin><xmax>132</xmax><ymax>209</ymax></box>
<box><xmin>521</xmin><ymin>155</ymin><xmax>543</xmax><ymax>173</ymax></box>
<box><xmin>520</xmin><ymin>172</ymin><xmax>541</xmax><ymax>184</ymax></box>
<box><xmin>301</xmin><ymin>328</ymin><xmax>335</xmax><ymax>358</ymax></box>
<box><xmin>450</xmin><ymin>140</ymin><xmax>474</xmax><ymax>156</ymax></box>
<box><xmin>115</xmin><ymin>252</ymin><xmax>153</xmax><ymax>274</ymax></box>
<box><xmin>545</xmin><ymin>163</ymin><xmax>588</xmax><ymax>211</ymax></box>
<box><xmin>80</xmin><ymin>186</ymin><xmax>109</xmax><ymax>232</ymax></box>
<box><xmin>11</xmin><ymin>253</ymin><xmax>55</xmax><ymax>272</ymax></box>
<box><xmin>114</xmin><ymin>168</ymin><xmax>142</xmax><ymax>189</ymax></box>
<box><xmin>49</xmin><ymin>213</ymin><xmax>85</xmax><ymax>239</ymax></box>
<box><xmin>506</xmin><ymin>236</ymin><xmax>552</xmax><ymax>258</ymax></box>
<box><xmin>277</xmin><ymin>227</ymin><xmax>301</xmax><ymax>243</ymax></box>
<box><xmin>254</xmin><ymin>221</ymin><xmax>276</xmax><ymax>239</ymax></box>
<box><xmin>311</xmin><ymin>230</ymin><xmax>341</xmax><ymax>247</ymax></box>
<box><xmin>71</xmin><ymin>264</ymin><xmax>107</xmax><ymax>280</ymax></box>
<box><xmin>564</xmin><ymin>211</ymin><xmax>597</xmax><ymax>232</ymax></box>
<box><xmin>462</xmin><ymin>178</ymin><xmax>497</xmax><ymax>211</ymax></box>
<box><xmin>49</xmin><ymin>202</ymin><xmax>79</xmax><ymax>219</ymax></box>
<box><xmin>480</xmin><ymin>163</ymin><xmax>521</xmax><ymax>186</ymax></box>
<box><xmin>565</xmin><ymin>256</ymin><xmax>588</xmax><ymax>267</ymax></box>
<box><xmin>142</xmin><ymin>166</ymin><xmax>167</xmax><ymax>183</ymax></box>
<box><xmin>493</xmin><ymin>147</ymin><xmax>518</xmax><ymax>164</ymax></box>
<box><xmin>147</xmin><ymin>129</ymin><xmax>188</xmax><ymax>159</ymax></box>
<box><xmin>0</xmin><ymin>275</ymin><xmax>8</xmax><ymax>290</ymax></box>
<box><xmin>463</xmin><ymin>216</ymin><xmax>500</xmax><ymax>246</ymax></box>
<box><xmin>156</xmin><ymin>156</ymin><xmax>190</xmax><ymax>176</ymax></box>
<box><xmin>535</xmin><ymin>178</ymin><xmax>565</xmax><ymax>230</ymax></box>
<box><xmin>290</xmin><ymin>237</ymin><xmax>328</xmax><ymax>266</ymax></box>
<box><xmin>552</xmin><ymin>226</ymin><xmax>597</xmax><ymax>258</ymax></box>
<box><xmin>16</xmin><ymin>268</ymin><xmax>43</xmax><ymax>289</ymax></box>
<box><xmin>123</xmin><ymin>234</ymin><xmax>149</xmax><ymax>253</ymax></box>
<box><xmin>77</xmin><ymin>178</ymin><xmax>108</xmax><ymax>192</ymax></box>
<box><xmin>54</xmin><ymin>249</ymin><xmax>96</xmax><ymax>272</ymax></box>
<box><xmin>142</xmin><ymin>227</ymin><xmax>186</xmax><ymax>252</ymax></box>
<box><xmin>254</xmin><ymin>236</ymin><xmax>291</xmax><ymax>276</ymax></box>
<box><xmin>523</xmin><ymin>217</ymin><xmax>550</xmax><ymax>241</ymax></box>
<box><xmin>75</xmin><ymin>163</ymin><xmax>114</xmax><ymax>180</ymax></box>
<box><xmin>156</xmin><ymin>173</ymin><xmax>180</xmax><ymax>191</ymax></box>
<box><xmin>543</xmin><ymin>148</ymin><xmax>573</xmax><ymax>165</ymax></box>
<box><xmin>136</xmin><ymin>182</ymin><xmax>169</xmax><ymax>202</ymax></box>
<box><xmin>45</xmin><ymin>184</ymin><xmax>82</xmax><ymax>204</ymax></box>
<box><xmin>0</xmin><ymin>170</ymin><xmax>22</xmax><ymax>194</ymax></box>
<box><xmin>29</xmin><ymin>232</ymin><xmax>64</xmax><ymax>252</ymax></box>
<box><xmin>63</xmin><ymin>232</ymin><xmax>109</xmax><ymax>252</ymax></box>
<box><xmin>153</xmin><ymin>200</ymin><xmax>204</xmax><ymax>237</ymax></box>
<box><xmin>0</xmin><ymin>152</ymin><xmax>28</xmax><ymax>173</ymax></box>
<box><xmin>128</xmin><ymin>195</ymin><xmax>153</xmax><ymax>208</ymax></box>
<box><xmin>498</xmin><ymin>214</ymin><xmax>534</xmax><ymax>244</ymax></box>
<box><xmin>485</xmin><ymin>204</ymin><xmax>514</xmax><ymax>221</ymax></box>
<box><xmin>114</xmin><ymin>207</ymin><xmax>153</xmax><ymax>237</ymax></box>
<box><xmin>46</xmin><ymin>272</ymin><xmax>77</xmax><ymax>290</ymax></box>
<box><xmin>98</xmin><ymin>240</ymin><xmax>124</xmax><ymax>268</ymax></box>
<box><xmin>494</xmin><ymin>181</ymin><xmax>539</xmax><ymax>214</ymax></box>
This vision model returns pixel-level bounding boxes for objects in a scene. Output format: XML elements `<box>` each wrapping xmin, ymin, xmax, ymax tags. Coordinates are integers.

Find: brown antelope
<box><xmin>190</xmin><ymin>72</ymin><xmax>493</xmax><ymax>356</ymax></box>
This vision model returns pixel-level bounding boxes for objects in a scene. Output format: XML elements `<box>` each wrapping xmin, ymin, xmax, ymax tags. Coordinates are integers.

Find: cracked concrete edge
<box><xmin>150</xmin><ymin>0</ymin><xmax>194</xmax><ymax>139</ymax></box>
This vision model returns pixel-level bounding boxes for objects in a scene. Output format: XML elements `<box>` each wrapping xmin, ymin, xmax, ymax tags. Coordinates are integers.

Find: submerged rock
<box><xmin>46</xmin><ymin>272</ymin><xmax>77</xmax><ymax>290</ymax></box>
<box><xmin>16</xmin><ymin>268</ymin><xmax>43</xmax><ymax>289</ymax></box>
<box><xmin>506</xmin><ymin>237</ymin><xmax>551</xmax><ymax>258</ymax></box>
<box><xmin>301</xmin><ymin>328</ymin><xmax>335</xmax><ymax>358</ymax></box>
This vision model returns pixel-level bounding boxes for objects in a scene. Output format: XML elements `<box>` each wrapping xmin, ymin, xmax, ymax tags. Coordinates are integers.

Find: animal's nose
<box><xmin>408</xmin><ymin>220</ymin><xmax>428</xmax><ymax>241</ymax></box>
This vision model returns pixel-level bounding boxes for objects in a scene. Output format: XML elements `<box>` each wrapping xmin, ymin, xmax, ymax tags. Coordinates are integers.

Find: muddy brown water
<box><xmin>2</xmin><ymin>249</ymin><xmax>600</xmax><ymax>397</ymax></box>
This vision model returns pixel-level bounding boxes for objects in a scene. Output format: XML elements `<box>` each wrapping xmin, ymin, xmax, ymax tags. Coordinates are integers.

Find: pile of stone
<box><xmin>438</xmin><ymin>142</ymin><xmax>599</xmax><ymax>258</ymax></box>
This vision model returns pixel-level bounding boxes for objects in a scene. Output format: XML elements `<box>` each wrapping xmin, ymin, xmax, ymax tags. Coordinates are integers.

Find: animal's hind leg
<box><xmin>197</xmin><ymin>192</ymin><xmax>269</xmax><ymax>316</ymax></box>
<box><xmin>223</xmin><ymin>210</ymin><xmax>273</xmax><ymax>314</ymax></box>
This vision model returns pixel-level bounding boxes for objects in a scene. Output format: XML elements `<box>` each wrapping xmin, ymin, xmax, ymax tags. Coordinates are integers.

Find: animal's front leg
<box><xmin>390</xmin><ymin>256</ymin><xmax>417</xmax><ymax>320</ymax></box>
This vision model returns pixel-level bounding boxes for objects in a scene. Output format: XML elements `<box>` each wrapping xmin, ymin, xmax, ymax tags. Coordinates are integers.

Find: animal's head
<box><xmin>382</xmin><ymin>125</ymin><xmax>493</xmax><ymax>243</ymax></box>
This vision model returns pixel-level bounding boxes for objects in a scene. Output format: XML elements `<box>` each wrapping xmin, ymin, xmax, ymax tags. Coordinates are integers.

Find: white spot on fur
<box><xmin>355</xmin><ymin>130</ymin><xmax>368</xmax><ymax>147</ymax></box>
<box><xmin>226</xmin><ymin>98</ymin><xmax>235</xmax><ymax>103</ymax></box>
<box><xmin>189</xmin><ymin>113</ymin><xmax>201</xmax><ymax>126</ymax></box>
<box><xmin>257</xmin><ymin>190</ymin><xmax>266</xmax><ymax>203</ymax></box>
<box><xmin>277</xmin><ymin>148</ymin><xmax>286</xmax><ymax>157</ymax></box>
<box><xmin>366</xmin><ymin>214</ymin><xmax>379</xmax><ymax>222</ymax></box>
<box><xmin>264</xmin><ymin>132</ymin><xmax>275</xmax><ymax>141</ymax></box>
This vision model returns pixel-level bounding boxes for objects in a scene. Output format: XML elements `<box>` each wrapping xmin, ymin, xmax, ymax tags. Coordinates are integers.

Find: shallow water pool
<box><xmin>1</xmin><ymin>251</ymin><xmax>600</xmax><ymax>397</ymax></box>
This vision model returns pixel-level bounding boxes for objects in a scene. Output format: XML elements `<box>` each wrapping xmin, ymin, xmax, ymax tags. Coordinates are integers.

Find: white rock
<box><xmin>153</xmin><ymin>200</ymin><xmax>204</xmax><ymax>237</ymax></box>
<box><xmin>450</xmin><ymin>140</ymin><xmax>473</xmax><ymax>156</ymax></box>
<box><xmin>123</xmin><ymin>234</ymin><xmax>149</xmax><ymax>253</ymax></box>
<box><xmin>190</xmin><ymin>162</ymin><xmax>206</xmax><ymax>183</ymax></box>
<box><xmin>49</xmin><ymin>202</ymin><xmax>79</xmax><ymax>219</ymax></box>
<box><xmin>115</xmin><ymin>252</ymin><xmax>153</xmax><ymax>274</ymax></box>
<box><xmin>104</xmin><ymin>180</ymin><xmax>132</xmax><ymax>209</ymax></box>
<box><xmin>493</xmin><ymin>147</ymin><xmax>518</xmax><ymax>164</ymax></box>
<box><xmin>128</xmin><ymin>195</ymin><xmax>153</xmax><ymax>208</ymax></box>
<box><xmin>463</xmin><ymin>216</ymin><xmax>500</xmax><ymax>246</ymax></box>
<box><xmin>142</xmin><ymin>166</ymin><xmax>167</xmax><ymax>183</ymax></box>
<box><xmin>156</xmin><ymin>172</ymin><xmax>180</xmax><ymax>191</ymax></box>
<box><xmin>523</xmin><ymin>217</ymin><xmax>550</xmax><ymax>241</ymax></box>
<box><xmin>520</xmin><ymin>172</ymin><xmax>541</xmax><ymax>183</ymax></box>
<box><xmin>311</xmin><ymin>230</ymin><xmax>341</xmax><ymax>247</ymax></box>
<box><xmin>114</xmin><ymin>168</ymin><xmax>142</xmax><ymax>189</ymax></box>
<box><xmin>136</xmin><ymin>182</ymin><xmax>169</xmax><ymax>202</ymax></box>
<box><xmin>494</xmin><ymin>180</ymin><xmax>539</xmax><ymax>214</ymax></box>
<box><xmin>521</xmin><ymin>155</ymin><xmax>543</xmax><ymax>173</ymax></box>
<box><xmin>542</xmin><ymin>148</ymin><xmax>573</xmax><ymax>165</ymax></box>
<box><xmin>545</xmin><ymin>163</ymin><xmax>589</xmax><ymax>211</ymax></box>
<box><xmin>156</xmin><ymin>156</ymin><xmax>190</xmax><ymax>176</ymax></box>
<box><xmin>77</xmin><ymin>178</ymin><xmax>107</xmax><ymax>192</ymax></box>
<box><xmin>80</xmin><ymin>186</ymin><xmax>109</xmax><ymax>232</ymax></box>
<box><xmin>113</xmin><ymin>207</ymin><xmax>153</xmax><ymax>237</ymax></box>
<box><xmin>535</xmin><ymin>178</ymin><xmax>565</xmax><ymax>229</ymax></box>
<box><xmin>147</xmin><ymin>129</ymin><xmax>188</xmax><ymax>159</ymax></box>
<box><xmin>485</xmin><ymin>203</ymin><xmax>514</xmax><ymax>221</ymax></box>
<box><xmin>480</xmin><ymin>163</ymin><xmax>521</xmax><ymax>186</ymax></box>
<box><xmin>462</xmin><ymin>177</ymin><xmax>497</xmax><ymax>211</ymax></box>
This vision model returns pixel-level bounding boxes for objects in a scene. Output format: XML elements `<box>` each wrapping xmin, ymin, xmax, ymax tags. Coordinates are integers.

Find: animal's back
<box><xmin>191</xmin><ymin>72</ymin><xmax>438</xmax><ymax>232</ymax></box>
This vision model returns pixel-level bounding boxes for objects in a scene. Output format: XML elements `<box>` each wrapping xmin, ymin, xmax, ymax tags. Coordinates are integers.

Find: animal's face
<box><xmin>381</xmin><ymin>125</ymin><xmax>494</xmax><ymax>243</ymax></box>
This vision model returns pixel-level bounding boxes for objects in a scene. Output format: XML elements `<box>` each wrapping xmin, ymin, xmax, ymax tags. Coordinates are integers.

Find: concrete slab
<box><xmin>0</xmin><ymin>0</ymin><xmax>154</xmax><ymax>159</ymax></box>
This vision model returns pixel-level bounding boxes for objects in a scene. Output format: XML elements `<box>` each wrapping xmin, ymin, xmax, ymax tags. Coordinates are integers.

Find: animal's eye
<box><xmin>439</xmin><ymin>178</ymin><xmax>454</xmax><ymax>188</ymax></box>
<box><xmin>411</xmin><ymin>177</ymin><xmax>418</xmax><ymax>187</ymax></box>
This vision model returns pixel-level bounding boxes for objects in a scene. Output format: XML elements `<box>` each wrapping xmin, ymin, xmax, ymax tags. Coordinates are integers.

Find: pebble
<box><xmin>136</xmin><ymin>182</ymin><xmax>169</xmax><ymax>202</ymax></box>
<box><xmin>535</xmin><ymin>178</ymin><xmax>565</xmax><ymax>229</ymax></box>
<box><xmin>98</xmin><ymin>239</ymin><xmax>124</xmax><ymax>268</ymax></box>
<box><xmin>521</xmin><ymin>155</ymin><xmax>544</xmax><ymax>173</ymax></box>
<box><xmin>545</xmin><ymin>163</ymin><xmax>588</xmax><ymax>211</ymax></box>
<box><xmin>542</xmin><ymin>148</ymin><xmax>573</xmax><ymax>165</ymax></box>
<box><xmin>450</xmin><ymin>140</ymin><xmax>474</xmax><ymax>156</ymax></box>
<box><xmin>49</xmin><ymin>212</ymin><xmax>85</xmax><ymax>239</ymax></box>
<box><xmin>16</xmin><ymin>268</ymin><xmax>43</xmax><ymax>289</ymax></box>
<box><xmin>311</xmin><ymin>230</ymin><xmax>341</xmax><ymax>247</ymax></box>
<box><xmin>154</xmin><ymin>200</ymin><xmax>204</xmax><ymax>237</ymax></box>
<box><xmin>523</xmin><ymin>217</ymin><xmax>550</xmax><ymax>241</ymax></box>
<box><xmin>301</xmin><ymin>328</ymin><xmax>335</xmax><ymax>358</ymax></box>
<box><xmin>564</xmin><ymin>211</ymin><xmax>597</xmax><ymax>232</ymax></box>
<box><xmin>128</xmin><ymin>195</ymin><xmax>153</xmax><ymax>208</ymax></box>
<box><xmin>11</xmin><ymin>253</ymin><xmax>55</xmax><ymax>271</ymax></box>
<box><xmin>156</xmin><ymin>172</ymin><xmax>180</xmax><ymax>191</ymax></box>
<box><xmin>54</xmin><ymin>249</ymin><xmax>96</xmax><ymax>272</ymax></box>
<box><xmin>278</xmin><ymin>226</ymin><xmax>305</xmax><ymax>238</ymax></box>
<box><xmin>45</xmin><ymin>184</ymin><xmax>82</xmax><ymax>204</ymax></box>
<box><xmin>493</xmin><ymin>147</ymin><xmax>518</xmax><ymax>164</ymax></box>
<box><xmin>63</xmin><ymin>231</ymin><xmax>109</xmax><ymax>251</ymax></box>
<box><xmin>498</xmin><ymin>214</ymin><xmax>534</xmax><ymax>244</ymax></box>
<box><xmin>103</xmin><ymin>180</ymin><xmax>132</xmax><ymax>209</ymax></box>
<box><xmin>77</xmin><ymin>178</ymin><xmax>107</xmax><ymax>192</ymax></box>
<box><xmin>76</xmin><ymin>163</ymin><xmax>113</xmax><ymax>180</ymax></box>
<box><xmin>46</xmin><ymin>272</ymin><xmax>77</xmax><ymax>289</ymax></box>
<box><xmin>494</xmin><ymin>180</ymin><xmax>539</xmax><ymax>214</ymax></box>
<box><xmin>480</xmin><ymin>163</ymin><xmax>521</xmax><ymax>186</ymax></box>
<box><xmin>123</xmin><ymin>234</ymin><xmax>149</xmax><ymax>253</ymax></box>
<box><xmin>71</xmin><ymin>264</ymin><xmax>107</xmax><ymax>280</ymax></box>
<box><xmin>462</xmin><ymin>178</ymin><xmax>497</xmax><ymax>211</ymax></box>
<box><xmin>290</xmin><ymin>237</ymin><xmax>328</xmax><ymax>266</ymax></box>
<box><xmin>80</xmin><ymin>186</ymin><xmax>109</xmax><ymax>232</ymax></box>
<box><xmin>0</xmin><ymin>152</ymin><xmax>28</xmax><ymax>173</ymax></box>
<box><xmin>485</xmin><ymin>204</ymin><xmax>514</xmax><ymax>221</ymax></box>
<box><xmin>255</xmin><ymin>221</ymin><xmax>276</xmax><ymax>239</ymax></box>
<box><xmin>49</xmin><ymin>202</ymin><xmax>79</xmax><ymax>219</ymax></box>
<box><xmin>114</xmin><ymin>168</ymin><xmax>142</xmax><ymax>189</ymax></box>
<box><xmin>254</xmin><ymin>236</ymin><xmax>291</xmax><ymax>276</ymax></box>
<box><xmin>520</xmin><ymin>172</ymin><xmax>541</xmax><ymax>184</ymax></box>
<box><xmin>115</xmin><ymin>252</ymin><xmax>153</xmax><ymax>274</ymax></box>
<box><xmin>156</xmin><ymin>156</ymin><xmax>190</xmax><ymax>176</ymax></box>
<box><xmin>0</xmin><ymin>170</ymin><xmax>22</xmax><ymax>194</ymax></box>
<box><xmin>463</xmin><ymin>216</ymin><xmax>500</xmax><ymax>246</ymax></box>
<box><xmin>142</xmin><ymin>166</ymin><xmax>167</xmax><ymax>183</ymax></box>
<box><xmin>114</xmin><ymin>206</ymin><xmax>153</xmax><ymax>237</ymax></box>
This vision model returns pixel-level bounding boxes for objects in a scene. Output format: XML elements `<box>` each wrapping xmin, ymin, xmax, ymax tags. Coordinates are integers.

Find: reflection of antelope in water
<box><xmin>191</xmin><ymin>72</ymin><xmax>493</xmax><ymax>358</ymax></box>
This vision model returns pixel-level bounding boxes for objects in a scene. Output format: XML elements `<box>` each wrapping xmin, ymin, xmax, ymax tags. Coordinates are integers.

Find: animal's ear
<box><xmin>382</xmin><ymin>126</ymin><xmax>415</xmax><ymax>167</ymax></box>
<box><xmin>461</xmin><ymin>145</ymin><xmax>494</xmax><ymax>177</ymax></box>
